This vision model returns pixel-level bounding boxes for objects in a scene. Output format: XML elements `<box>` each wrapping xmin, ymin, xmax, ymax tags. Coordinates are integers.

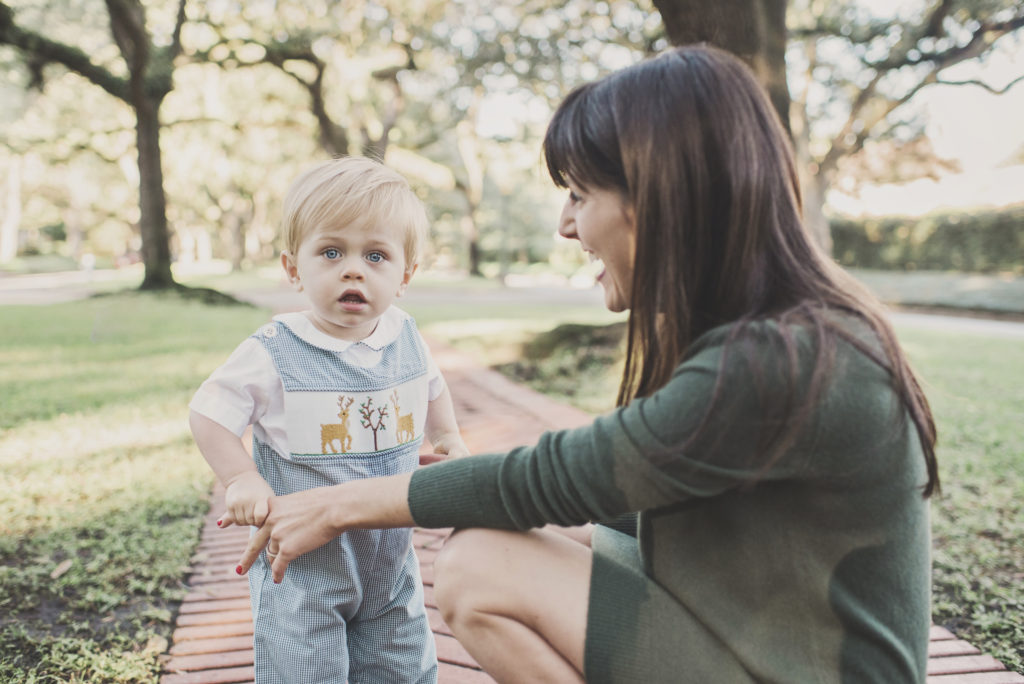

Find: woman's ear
<box><xmin>281</xmin><ymin>251</ymin><xmax>303</xmax><ymax>292</ymax></box>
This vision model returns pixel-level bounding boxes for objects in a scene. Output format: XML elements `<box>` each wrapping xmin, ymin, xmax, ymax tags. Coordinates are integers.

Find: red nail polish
<box><xmin>235</xmin><ymin>565</ymin><xmax>243</xmax><ymax>575</ymax></box>
<box><xmin>217</xmin><ymin>520</ymin><xmax>223</xmax><ymax>527</ymax></box>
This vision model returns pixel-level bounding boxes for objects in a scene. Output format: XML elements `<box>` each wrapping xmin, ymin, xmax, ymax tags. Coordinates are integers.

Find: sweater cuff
<box><xmin>408</xmin><ymin>454</ymin><xmax>518</xmax><ymax>530</ymax></box>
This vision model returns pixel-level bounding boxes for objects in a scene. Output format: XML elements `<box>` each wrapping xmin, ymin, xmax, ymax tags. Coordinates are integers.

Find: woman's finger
<box><xmin>237</xmin><ymin>524</ymin><xmax>272</xmax><ymax>575</ymax></box>
<box><xmin>270</xmin><ymin>550</ymin><xmax>291</xmax><ymax>584</ymax></box>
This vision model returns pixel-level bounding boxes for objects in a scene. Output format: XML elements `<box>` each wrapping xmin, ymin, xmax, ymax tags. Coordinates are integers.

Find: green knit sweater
<box><xmin>409</xmin><ymin>318</ymin><xmax>931</xmax><ymax>683</ymax></box>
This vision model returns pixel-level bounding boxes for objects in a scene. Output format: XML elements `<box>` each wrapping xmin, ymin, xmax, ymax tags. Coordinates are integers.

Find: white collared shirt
<box><xmin>189</xmin><ymin>306</ymin><xmax>444</xmax><ymax>458</ymax></box>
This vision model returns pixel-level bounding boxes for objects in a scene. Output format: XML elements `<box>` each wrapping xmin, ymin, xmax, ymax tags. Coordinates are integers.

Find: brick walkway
<box><xmin>161</xmin><ymin>340</ymin><xmax>1023</xmax><ymax>683</ymax></box>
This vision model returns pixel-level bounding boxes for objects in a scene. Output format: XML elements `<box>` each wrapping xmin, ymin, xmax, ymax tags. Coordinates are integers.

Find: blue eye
<box><xmin>323</xmin><ymin>248</ymin><xmax>340</xmax><ymax>259</ymax></box>
<box><xmin>366</xmin><ymin>251</ymin><xmax>385</xmax><ymax>263</ymax></box>
<box><xmin>568</xmin><ymin>191</ymin><xmax>582</xmax><ymax>204</ymax></box>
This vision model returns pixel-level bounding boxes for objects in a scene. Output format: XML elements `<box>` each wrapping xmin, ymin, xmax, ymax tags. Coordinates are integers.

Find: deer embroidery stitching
<box><xmin>321</xmin><ymin>396</ymin><xmax>354</xmax><ymax>454</ymax></box>
<box><xmin>391</xmin><ymin>390</ymin><xmax>415</xmax><ymax>444</ymax></box>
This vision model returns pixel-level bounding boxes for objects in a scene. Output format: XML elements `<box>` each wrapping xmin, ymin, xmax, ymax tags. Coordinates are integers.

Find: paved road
<box><xmin>2</xmin><ymin>269</ymin><xmax>1023</xmax><ymax>339</ymax></box>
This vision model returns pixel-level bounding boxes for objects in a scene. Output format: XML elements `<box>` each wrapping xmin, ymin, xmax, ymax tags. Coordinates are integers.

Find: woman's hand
<box><xmin>237</xmin><ymin>485</ymin><xmax>344</xmax><ymax>582</ymax></box>
<box><xmin>236</xmin><ymin>472</ymin><xmax>417</xmax><ymax>583</ymax></box>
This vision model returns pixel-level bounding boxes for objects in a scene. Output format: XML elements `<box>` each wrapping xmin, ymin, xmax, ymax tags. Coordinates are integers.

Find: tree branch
<box><xmin>169</xmin><ymin>0</ymin><xmax>187</xmax><ymax>60</ymax></box>
<box><xmin>923</xmin><ymin>0</ymin><xmax>955</xmax><ymax>39</ymax></box>
<box><xmin>868</xmin><ymin>12</ymin><xmax>1024</xmax><ymax>70</ymax></box>
<box><xmin>817</xmin><ymin>8</ymin><xmax>1024</xmax><ymax>177</ymax></box>
<box><xmin>936</xmin><ymin>72</ymin><xmax>1024</xmax><ymax>94</ymax></box>
<box><xmin>0</xmin><ymin>1</ymin><xmax>128</xmax><ymax>100</ymax></box>
<box><xmin>105</xmin><ymin>0</ymin><xmax>148</xmax><ymax>79</ymax></box>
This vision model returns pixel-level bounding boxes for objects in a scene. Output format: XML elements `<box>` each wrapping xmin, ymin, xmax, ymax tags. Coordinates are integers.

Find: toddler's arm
<box><xmin>189</xmin><ymin>410</ymin><xmax>275</xmax><ymax>528</ymax></box>
<box><xmin>423</xmin><ymin>385</ymin><xmax>470</xmax><ymax>462</ymax></box>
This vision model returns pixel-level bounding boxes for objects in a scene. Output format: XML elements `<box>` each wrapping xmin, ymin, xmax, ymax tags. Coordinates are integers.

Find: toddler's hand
<box><xmin>444</xmin><ymin>442</ymin><xmax>471</xmax><ymax>459</ymax></box>
<box><xmin>422</xmin><ymin>435</ymin><xmax>471</xmax><ymax>464</ymax></box>
<box><xmin>219</xmin><ymin>471</ymin><xmax>275</xmax><ymax>528</ymax></box>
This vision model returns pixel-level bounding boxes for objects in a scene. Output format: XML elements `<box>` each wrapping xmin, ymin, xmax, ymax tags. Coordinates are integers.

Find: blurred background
<box><xmin>1</xmin><ymin>0</ymin><xmax>1021</xmax><ymax>289</ymax></box>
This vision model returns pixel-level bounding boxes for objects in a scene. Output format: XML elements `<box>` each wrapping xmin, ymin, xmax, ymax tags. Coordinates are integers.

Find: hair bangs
<box><xmin>543</xmin><ymin>82</ymin><xmax>623</xmax><ymax>193</ymax></box>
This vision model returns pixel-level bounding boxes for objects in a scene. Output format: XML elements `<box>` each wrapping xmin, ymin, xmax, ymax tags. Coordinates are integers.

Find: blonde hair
<box><xmin>281</xmin><ymin>156</ymin><xmax>428</xmax><ymax>266</ymax></box>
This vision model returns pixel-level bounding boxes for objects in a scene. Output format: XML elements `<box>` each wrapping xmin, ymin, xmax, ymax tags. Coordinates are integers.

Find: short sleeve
<box><xmin>419</xmin><ymin>330</ymin><xmax>446</xmax><ymax>400</ymax></box>
<box><xmin>189</xmin><ymin>337</ymin><xmax>278</xmax><ymax>436</ymax></box>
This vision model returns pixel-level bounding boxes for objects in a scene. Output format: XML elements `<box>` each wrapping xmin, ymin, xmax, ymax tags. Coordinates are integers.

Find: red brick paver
<box><xmin>162</xmin><ymin>340</ymin><xmax>1023</xmax><ymax>683</ymax></box>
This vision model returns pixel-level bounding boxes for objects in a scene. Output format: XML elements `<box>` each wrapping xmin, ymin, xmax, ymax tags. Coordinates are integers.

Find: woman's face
<box><xmin>557</xmin><ymin>181</ymin><xmax>637</xmax><ymax>312</ymax></box>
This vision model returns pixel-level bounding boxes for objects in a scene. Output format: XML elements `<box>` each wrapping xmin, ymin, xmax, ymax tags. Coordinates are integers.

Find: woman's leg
<box><xmin>545</xmin><ymin>522</ymin><xmax>595</xmax><ymax>547</ymax></box>
<box><xmin>433</xmin><ymin>527</ymin><xmax>592</xmax><ymax>684</ymax></box>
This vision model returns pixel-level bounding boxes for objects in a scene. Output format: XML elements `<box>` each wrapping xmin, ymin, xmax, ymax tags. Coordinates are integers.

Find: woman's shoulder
<box><xmin>693</xmin><ymin>307</ymin><xmax>875</xmax><ymax>345</ymax></box>
<box><xmin>683</xmin><ymin>309</ymin><xmax>882</xmax><ymax>375</ymax></box>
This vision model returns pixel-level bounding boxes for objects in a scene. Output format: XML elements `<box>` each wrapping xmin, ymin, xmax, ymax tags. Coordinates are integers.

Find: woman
<box><xmin>235</xmin><ymin>45</ymin><xmax>938</xmax><ymax>683</ymax></box>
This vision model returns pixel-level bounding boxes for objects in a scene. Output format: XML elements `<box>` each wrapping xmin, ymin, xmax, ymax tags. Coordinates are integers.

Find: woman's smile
<box><xmin>558</xmin><ymin>186</ymin><xmax>636</xmax><ymax>313</ymax></box>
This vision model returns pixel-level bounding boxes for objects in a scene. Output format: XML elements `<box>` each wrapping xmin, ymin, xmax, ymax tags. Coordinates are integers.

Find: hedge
<box><xmin>830</xmin><ymin>204</ymin><xmax>1024</xmax><ymax>273</ymax></box>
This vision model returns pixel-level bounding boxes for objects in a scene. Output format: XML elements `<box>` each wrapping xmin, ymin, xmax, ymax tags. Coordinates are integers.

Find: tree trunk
<box><xmin>0</xmin><ymin>156</ymin><xmax>21</xmax><ymax>263</ymax></box>
<box><xmin>460</xmin><ymin>212</ymin><xmax>482</xmax><ymax>277</ymax></box>
<box><xmin>1</xmin><ymin>0</ymin><xmax>184</xmax><ymax>284</ymax></box>
<box><xmin>652</xmin><ymin>0</ymin><xmax>790</xmax><ymax>134</ymax></box>
<box><xmin>135</xmin><ymin>96</ymin><xmax>175</xmax><ymax>289</ymax></box>
<box><xmin>789</xmin><ymin>44</ymin><xmax>833</xmax><ymax>254</ymax></box>
<box><xmin>455</xmin><ymin>117</ymin><xmax>484</xmax><ymax>277</ymax></box>
<box><xmin>801</xmin><ymin>173</ymin><xmax>831</xmax><ymax>254</ymax></box>
<box><xmin>230</xmin><ymin>209</ymin><xmax>245</xmax><ymax>271</ymax></box>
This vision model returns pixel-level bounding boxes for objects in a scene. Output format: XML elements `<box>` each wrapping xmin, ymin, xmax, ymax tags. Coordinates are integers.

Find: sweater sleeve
<box><xmin>409</xmin><ymin>320</ymin><xmax>853</xmax><ymax>530</ymax></box>
<box><xmin>409</xmin><ymin>323</ymin><xmax>753</xmax><ymax>528</ymax></box>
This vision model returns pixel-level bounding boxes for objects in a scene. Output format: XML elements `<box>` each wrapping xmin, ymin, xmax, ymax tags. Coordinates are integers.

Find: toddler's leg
<box><xmin>250</xmin><ymin>556</ymin><xmax>352</xmax><ymax>683</ymax></box>
<box><xmin>346</xmin><ymin>551</ymin><xmax>437</xmax><ymax>684</ymax></box>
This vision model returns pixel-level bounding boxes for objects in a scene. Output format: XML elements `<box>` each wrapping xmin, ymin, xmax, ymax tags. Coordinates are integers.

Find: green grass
<box><xmin>0</xmin><ymin>292</ymin><xmax>268</xmax><ymax>683</ymax></box>
<box><xmin>895</xmin><ymin>325</ymin><xmax>1024</xmax><ymax>672</ymax></box>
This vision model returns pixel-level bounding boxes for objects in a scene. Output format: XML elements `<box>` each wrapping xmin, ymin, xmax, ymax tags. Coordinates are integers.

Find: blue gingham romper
<box><xmin>248</xmin><ymin>318</ymin><xmax>437</xmax><ymax>683</ymax></box>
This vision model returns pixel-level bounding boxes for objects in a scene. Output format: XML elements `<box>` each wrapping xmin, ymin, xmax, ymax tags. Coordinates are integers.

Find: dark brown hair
<box><xmin>543</xmin><ymin>45</ymin><xmax>938</xmax><ymax>496</ymax></box>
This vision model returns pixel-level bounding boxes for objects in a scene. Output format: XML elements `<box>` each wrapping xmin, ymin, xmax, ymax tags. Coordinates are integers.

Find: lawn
<box><xmin>0</xmin><ymin>291</ymin><xmax>268</xmax><ymax>683</ymax></box>
<box><xmin>1</xmin><ymin>285</ymin><xmax>1021</xmax><ymax>680</ymax></box>
<box><xmin>896</xmin><ymin>326</ymin><xmax>1024</xmax><ymax>671</ymax></box>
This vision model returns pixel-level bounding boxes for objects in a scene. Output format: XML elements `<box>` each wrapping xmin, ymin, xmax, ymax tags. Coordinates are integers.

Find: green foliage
<box><xmin>0</xmin><ymin>293</ymin><xmax>269</xmax><ymax>683</ymax></box>
<box><xmin>494</xmin><ymin>322</ymin><xmax>626</xmax><ymax>413</ymax></box>
<box><xmin>832</xmin><ymin>206</ymin><xmax>1024</xmax><ymax>274</ymax></box>
<box><xmin>848</xmin><ymin>269</ymin><xmax>1024</xmax><ymax>316</ymax></box>
<box><xmin>898</xmin><ymin>327</ymin><xmax>1024</xmax><ymax>673</ymax></box>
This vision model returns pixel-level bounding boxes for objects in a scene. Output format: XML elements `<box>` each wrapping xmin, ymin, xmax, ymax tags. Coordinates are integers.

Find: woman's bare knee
<box><xmin>432</xmin><ymin>527</ymin><xmax>590</xmax><ymax>680</ymax></box>
<box><xmin>433</xmin><ymin>528</ymin><xmax>507</xmax><ymax>624</ymax></box>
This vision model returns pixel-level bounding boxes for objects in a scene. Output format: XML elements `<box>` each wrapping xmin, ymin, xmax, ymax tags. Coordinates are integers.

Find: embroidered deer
<box><xmin>321</xmin><ymin>396</ymin><xmax>354</xmax><ymax>454</ymax></box>
<box><xmin>391</xmin><ymin>390</ymin><xmax>415</xmax><ymax>444</ymax></box>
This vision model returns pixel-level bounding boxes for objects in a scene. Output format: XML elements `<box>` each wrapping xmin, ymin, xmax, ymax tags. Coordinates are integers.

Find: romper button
<box><xmin>261</xmin><ymin>324</ymin><xmax>278</xmax><ymax>338</ymax></box>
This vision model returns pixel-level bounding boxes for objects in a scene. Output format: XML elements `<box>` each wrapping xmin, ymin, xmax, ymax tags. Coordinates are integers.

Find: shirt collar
<box><xmin>273</xmin><ymin>306</ymin><xmax>407</xmax><ymax>353</ymax></box>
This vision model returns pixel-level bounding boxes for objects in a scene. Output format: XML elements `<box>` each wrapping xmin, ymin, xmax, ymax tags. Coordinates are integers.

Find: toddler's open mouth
<box><xmin>339</xmin><ymin>291</ymin><xmax>366</xmax><ymax>304</ymax></box>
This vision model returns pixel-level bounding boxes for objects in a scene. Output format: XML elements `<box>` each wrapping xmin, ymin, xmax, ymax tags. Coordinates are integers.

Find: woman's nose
<box><xmin>557</xmin><ymin>199</ymin><xmax>577</xmax><ymax>239</ymax></box>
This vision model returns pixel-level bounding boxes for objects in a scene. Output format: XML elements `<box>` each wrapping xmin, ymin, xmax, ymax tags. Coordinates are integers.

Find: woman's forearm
<box><xmin>332</xmin><ymin>471</ymin><xmax>416</xmax><ymax>530</ymax></box>
<box><xmin>237</xmin><ymin>471</ymin><xmax>416</xmax><ymax>582</ymax></box>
